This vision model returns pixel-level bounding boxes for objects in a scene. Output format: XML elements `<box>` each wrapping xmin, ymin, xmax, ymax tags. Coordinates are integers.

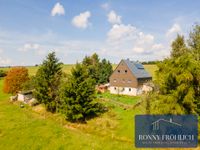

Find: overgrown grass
<box><xmin>0</xmin><ymin>79</ymin><xmax>142</xmax><ymax>149</ymax></box>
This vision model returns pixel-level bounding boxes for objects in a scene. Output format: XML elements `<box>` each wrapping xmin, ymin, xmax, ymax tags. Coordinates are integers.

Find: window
<box><xmin>118</xmin><ymin>70</ymin><xmax>120</xmax><ymax>73</ymax></box>
<box><xmin>114</xmin><ymin>79</ymin><xmax>117</xmax><ymax>82</ymax></box>
<box><xmin>125</xmin><ymin>70</ymin><xmax>127</xmax><ymax>73</ymax></box>
<box><xmin>114</xmin><ymin>87</ymin><xmax>116</xmax><ymax>90</ymax></box>
<box><xmin>129</xmin><ymin>88</ymin><xmax>131</xmax><ymax>91</ymax></box>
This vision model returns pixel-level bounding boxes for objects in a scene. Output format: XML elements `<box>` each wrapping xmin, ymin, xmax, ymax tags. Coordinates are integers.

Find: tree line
<box><xmin>147</xmin><ymin>24</ymin><xmax>200</xmax><ymax>115</ymax></box>
<box><xmin>3</xmin><ymin>53</ymin><xmax>113</xmax><ymax>122</ymax></box>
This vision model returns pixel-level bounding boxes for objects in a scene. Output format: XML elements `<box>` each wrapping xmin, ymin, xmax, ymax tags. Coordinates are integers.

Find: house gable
<box><xmin>109</xmin><ymin>60</ymin><xmax>138</xmax><ymax>88</ymax></box>
<box><xmin>109</xmin><ymin>59</ymin><xmax>152</xmax><ymax>88</ymax></box>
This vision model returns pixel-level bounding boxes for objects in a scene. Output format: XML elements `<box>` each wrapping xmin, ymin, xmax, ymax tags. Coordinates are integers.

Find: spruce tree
<box><xmin>98</xmin><ymin>59</ymin><xmax>113</xmax><ymax>84</ymax></box>
<box><xmin>34</xmin><ymin>52</ymin><xmax>62</xmax><ymax>112</ymax></box>
<box><xmin>151</xmin><ymin>26</ymin><xmax>200</xmax><ymax>115</ymax></box>
<box><xmin>188</xmin><ymin>24</ymin><xmax>200</xmax><ymax>61</ymax></box>
<box><xmin>171</xmin><ymin>34</ymin><xmax>188</xmax><ymax>58</ymax></box>
<box><xmin>82</xmin><ymin>53</ymin><xmax>113</xmax><ymax>84</ymax></box>
<box><xmin>60</xmin><ymin>63</ymin><xmax>102</xmax><ymax>122</ymax></box>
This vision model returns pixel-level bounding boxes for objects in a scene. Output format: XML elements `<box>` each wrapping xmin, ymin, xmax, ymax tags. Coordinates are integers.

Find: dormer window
<box><xmin>118</xmin><ymin>70</ymin><xmax>120</xmax><ymax>73</ymax></box>
<box><xmin>125</xmin><ymin>70</ymin><xmax>127</xmax><ymax>73</ymax></box>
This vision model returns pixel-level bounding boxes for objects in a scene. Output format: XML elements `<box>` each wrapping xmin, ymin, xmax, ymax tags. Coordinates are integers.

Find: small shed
<box><xmin>17</xmin><ymin>90</ymin><xmax>33</xmax><ymax>103</ymax></box>
<box><xmin>96</xmin><ymin>83</ymin><xmax>110</xmax><ymax>93</ymax></box>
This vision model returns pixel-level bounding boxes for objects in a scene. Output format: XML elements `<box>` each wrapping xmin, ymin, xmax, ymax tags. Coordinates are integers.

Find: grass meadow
<box><xmin>0</xmin><ymin>77</ymin><xmax>146</xmax><ymax>150</ymax></box>
<box><xmin>0</xmin><ymin>64</ymin><xmax>158</xmax><ymax>79</ymax></box>
<box><xmin>1</xmin><ymin>65</ymin><xmax>197</xmax><ymax>150</ymax></box>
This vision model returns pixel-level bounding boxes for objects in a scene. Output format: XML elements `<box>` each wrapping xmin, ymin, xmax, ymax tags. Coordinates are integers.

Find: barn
<box><xmin>109</xmin><ymin>59</ymin><xmax>152</xmax><ymax>96</ymax></box>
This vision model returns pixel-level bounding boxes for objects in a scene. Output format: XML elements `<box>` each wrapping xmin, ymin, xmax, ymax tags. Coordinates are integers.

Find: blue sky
<box><xmin>0</xmin><ymin>0</ymin><xmax>200</xmax><ymax>66</ymax></box>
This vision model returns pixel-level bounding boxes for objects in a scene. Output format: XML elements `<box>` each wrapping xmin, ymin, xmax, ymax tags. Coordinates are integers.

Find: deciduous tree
<box><xmin>3</xmin><ymin>67</ymin><xmax>29</xmax><ymax>94</ymax></box>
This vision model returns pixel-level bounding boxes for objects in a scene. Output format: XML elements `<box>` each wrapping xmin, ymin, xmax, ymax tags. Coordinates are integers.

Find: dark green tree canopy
<box><xmin>60</xmin><ymin>63</ymin><xmax>102</xmax><ymax>122</ymax></box>
<box><xmin>82</xmin><ymin>53</ymin><xmax>113</xmax><ymax>84</ymax></box>
<box><xmin>34</xmin><ymin>52</ymin><xmax>63</xmax><ymax>112</ymax></box>
<box><xmin>150</xmin><ymin>24</ymin><xmax>200</xmax><ymax>115</ymax></box>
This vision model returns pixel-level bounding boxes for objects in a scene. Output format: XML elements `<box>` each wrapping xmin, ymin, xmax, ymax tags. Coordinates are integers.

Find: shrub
<box><xmin>3</xmin><ymin>67</ymin><xmax>29</xmax><ymax>94</ymax></box>
<box><xmin>0</xmin><ymin>70</ymin><xmax>7</xmax><ymax>77</ymax></box>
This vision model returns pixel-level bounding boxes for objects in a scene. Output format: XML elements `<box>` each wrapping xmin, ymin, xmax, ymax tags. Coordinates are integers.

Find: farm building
<box><xmin>109</xmin><ymin>59</ymin><xmax>152</xmax><ymax>96</ymax></box>
<box><xmin>17</xmin><ymin>90</ymin><xmax>33</xmax><ymax>103</ymax></box>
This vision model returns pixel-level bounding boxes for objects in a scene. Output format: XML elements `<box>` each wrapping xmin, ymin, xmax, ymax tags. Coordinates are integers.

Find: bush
<box><xmin>3</xmin><ymin>67</ymin><xmax>29</xmax><ymax>94</ymax></box>
<box><xmin>0</xmin><ymin>70</ymin><xmax>7</xmax><ymax>77</ymax></box>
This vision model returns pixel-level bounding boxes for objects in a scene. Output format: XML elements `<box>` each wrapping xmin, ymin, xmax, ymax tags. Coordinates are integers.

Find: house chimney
<box><xmin>169</xmin><ymin>118</ymin><xmax>172</xmax><ymax>122</ymax></box>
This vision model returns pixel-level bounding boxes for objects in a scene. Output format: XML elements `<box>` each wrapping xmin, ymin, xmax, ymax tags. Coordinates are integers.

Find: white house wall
<box><xmin>109</xmin><ymin>86</ymin><xmax>141</xmax><ymax>96</ymax></box>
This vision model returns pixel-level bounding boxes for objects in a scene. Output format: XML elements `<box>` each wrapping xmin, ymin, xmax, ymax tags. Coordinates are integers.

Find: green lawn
<box><xmin>1</xmin><ymin>64</ymin><xmax>199</xmax><ymax>150</ymax></box>
<box><xmin>97</xmin><ymin>92</ymin><xmax>140</xmax><ymax>105</ymax></box>
<box><xmin>0</xmin><ymin>78</ymin><xmax>146</xmax><ymax>150</ymax></box>
<box><xmin>0</xmin><ymin>76</ymin><xmax>198</xmax><ymax>149</ymax></box>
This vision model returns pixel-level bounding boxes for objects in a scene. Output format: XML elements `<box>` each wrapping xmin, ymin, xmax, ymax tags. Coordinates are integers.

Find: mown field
<box><xmin>0</xmin><ymin>64</ymin><xmax>158</xmax><ymax>79</ymax></box>
<box><xmin>1</xmin><ymin>65</ymin><xmax>198</xmax><ymax>150</ymax></box>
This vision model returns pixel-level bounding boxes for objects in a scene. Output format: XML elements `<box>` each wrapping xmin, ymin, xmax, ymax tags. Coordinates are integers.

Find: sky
<box><xmin>0</xmin><ymin>0</ymin><xmax>200</xmax><ymax>66</ymax></box>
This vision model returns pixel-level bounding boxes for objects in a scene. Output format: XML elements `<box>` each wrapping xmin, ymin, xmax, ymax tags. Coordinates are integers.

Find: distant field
<box><xmin>0</xmin><ymin>64</ymin><xmax>158</xmax><ymax>79</ymax></box>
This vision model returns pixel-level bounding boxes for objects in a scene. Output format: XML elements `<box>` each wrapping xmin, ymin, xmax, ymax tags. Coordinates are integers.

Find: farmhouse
<box><xmin>109</xmin><ymin>59</ymin><xmax>152</xmax><ymax>96</ymax></box>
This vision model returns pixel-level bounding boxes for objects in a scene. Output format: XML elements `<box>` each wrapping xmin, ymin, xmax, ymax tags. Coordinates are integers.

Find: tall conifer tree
<box><xmin>34</xmin><ymin>52</ymin><xmax>62</xmax><ymax>112</ymax></box>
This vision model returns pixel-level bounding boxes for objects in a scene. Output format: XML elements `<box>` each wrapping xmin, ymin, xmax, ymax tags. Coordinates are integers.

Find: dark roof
<box><xmin>123</xmin><ymin>59</ymin><xmax>152</xmax><ymax>79</ymax></box>
<box><xmin>18</xmin><ymin>90</ymin><xmax>33</xmax><ymax>95</ymax></box>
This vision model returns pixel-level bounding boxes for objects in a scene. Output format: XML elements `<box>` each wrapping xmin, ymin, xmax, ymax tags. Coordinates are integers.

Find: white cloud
<box><xmin>0</xmin><ymin>57</ymin><xmax>12</xmax><ymax>66</ymax></box>
<box><xmin>137</xmin><ymin>32</ymin><xmax>154</xmax><ymax>45</ymax></box>
<box><xmin>107</xmin><ymin>10</ymin><xmax>121</xmax><ymax>24</ymax></box>
<box><xmin>106</xmin><ymin>23</ymin><xmax>161</xmax><ymax>56</ymax></box>
<box><xmin>107</xmin><ymin>24</ymin><xmax>136</xmax><ymax>41</ymax></box>
<box><xmin>19</xmin><ymin>43</ymin><xmax>49</xmax><ymax>56</ymax></box>
<box><xmin>72</xmin><ymin>11</ymin><xmax>91</xmax><ymax>29</ymax></box>
<box><xmin>132</xmin><ymin>47</ymin><xmax>145</xmax><ymax>53</ymax></box>
<box><xmin>18</xmin><ymin>43</ymin><xmax>40</xmax><ymax>52</ymax></box>
<box><xmin>166</xmin><ymin>23</ymin><xmax>182</xmax><ymax>37</ymax></box>
<box><xmin>51</xmin><ymin>2</ymin><xmax>65</xmax><ymax>16</ymax></box>
<box><xmin>152</xmin><ymin>43</ymin><xmax>164</xmax><ymax>50</ymax></box>
<box><xmin>101</xmin><ymin>3</ymin><xmax>110</xmax><ymax>10</ymax></box>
